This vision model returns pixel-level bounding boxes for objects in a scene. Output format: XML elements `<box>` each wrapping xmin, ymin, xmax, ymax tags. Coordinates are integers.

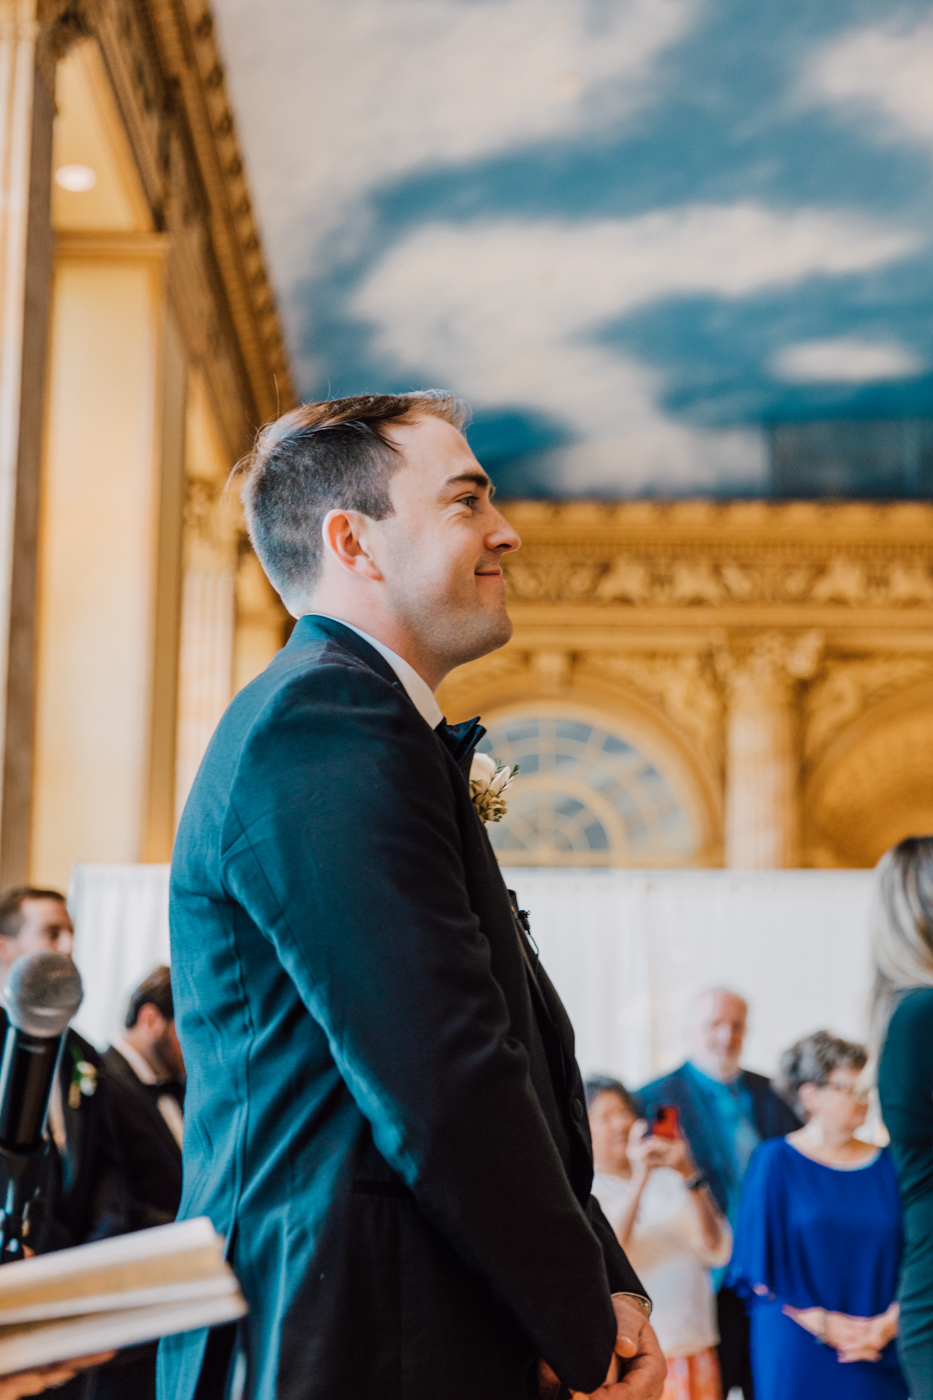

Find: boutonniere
<box><xmin>68</xmin><ymin>1050</ymin><xmax>98</xmax><ymax>1110</ymax></box>
<box><xmin>469</xmin><ymin>752</ymin><xmax>519</xmax><ymax>823</ymax></box>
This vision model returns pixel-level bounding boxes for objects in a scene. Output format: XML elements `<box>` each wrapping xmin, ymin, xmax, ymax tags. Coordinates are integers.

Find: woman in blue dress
<box><xmin>728</xmin><ymin>1030</ymin><xmax>906</xmax><ymax>1400</ymax></box>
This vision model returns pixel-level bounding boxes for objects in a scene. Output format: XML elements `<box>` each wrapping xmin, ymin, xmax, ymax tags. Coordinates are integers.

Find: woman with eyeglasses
<box><xmin>726</xmin><ymin>1031</ymin><xmax>906</xmax><ymax>1400</ymax></box>
<box><xmin>870</xmin><ymin>835</ymin><xmax>933</xmax><ymax>1400</ymax></box>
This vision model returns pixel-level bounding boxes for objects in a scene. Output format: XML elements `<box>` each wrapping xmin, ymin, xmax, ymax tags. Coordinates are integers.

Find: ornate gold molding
<box><xmin>41</xmin><ymin>0</ymin><xmax>293</xmax><ymax>456</ymax></box>
<box><xmin>502</xmin><ymin>502</ymin><xmax>933</xmax><ymax>619</ymax></box>
<box><xmin>438</xmin><ymin>502</ymin><xmax>933</xmax><ymax>868</ymax></box>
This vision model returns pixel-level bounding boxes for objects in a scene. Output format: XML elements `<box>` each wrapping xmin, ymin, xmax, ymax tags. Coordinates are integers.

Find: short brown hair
<box><xmin>0</xmin><ymin>887</ymin><xmax>66</xmax><ymax>941</ymax></box>
<box><xmin>126</xmin><ymin>966</ymin><xmax>173</xmax><ymax>1028</ymax></box>
<box><xmin>239</xmin><ymin>391</ymin><xmax>468</xmax><ymax>609</ymax></box>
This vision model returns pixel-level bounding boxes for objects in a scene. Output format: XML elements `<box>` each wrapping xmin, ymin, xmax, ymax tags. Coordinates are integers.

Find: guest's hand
<box><xmin>825</xmin><ymin>1312</ymin><xmax>880</xmax><ymax>1361</ymax></box>
<box><xmin>784</xmin><ymin>1305</ymin><xmax>886</xmax><ymax>1363</ymax></box>
<box><xmin>626</xmin><ymin>1123</ymin><xmax>669</xmax><ymax>1184</ymax></box>
<box><xmin>0</xmin><ymin>1352</ymin><xmax>114</xmax><ymax>1398</ymax></box>
<box><xmin>650</xmin><ymin>1133</ymin><xmax>694</xmax><ymax>1179</ymax></box>
<box><xmin>835</xmin><ymin>1303</ymin><xmax>899</xmax><ymax>1363</ymax></box>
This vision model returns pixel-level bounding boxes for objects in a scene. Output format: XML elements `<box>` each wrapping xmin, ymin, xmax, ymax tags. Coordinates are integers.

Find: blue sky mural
<box><xmin>213</xmin><ymin>0</ymin><xmax>933</xmax><ymax>496</ymax></box>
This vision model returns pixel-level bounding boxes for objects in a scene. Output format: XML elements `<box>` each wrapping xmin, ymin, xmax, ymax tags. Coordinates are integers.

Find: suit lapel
<box><xmin>106</xmin><ymin>1050</ymin><xmax>182</xmax><ymax>1158</ymax></box>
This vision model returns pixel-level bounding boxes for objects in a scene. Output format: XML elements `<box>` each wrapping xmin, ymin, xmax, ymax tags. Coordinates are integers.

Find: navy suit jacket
<box><xmin>636</xmin><ymin>1063</ymin><xmax>800</xmax><ymax>1217</ymax></box>
<box><xmin>159</xmin><ymin>617</ymin><xmax>643</xmax><ymax>1400</ymax></box>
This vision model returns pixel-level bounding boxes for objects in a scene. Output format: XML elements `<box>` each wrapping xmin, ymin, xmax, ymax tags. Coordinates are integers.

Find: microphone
<box><xmin>0</xmin><ymin>953</ymin><xmax>83</xmax><ymax>1261</ymax></box>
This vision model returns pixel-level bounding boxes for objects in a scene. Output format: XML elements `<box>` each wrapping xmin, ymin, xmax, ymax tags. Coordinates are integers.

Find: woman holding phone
<box><xmin>585</xmin><ymin>1077</ymin><xmax>731</xmax><ymax>1400</ymax></box>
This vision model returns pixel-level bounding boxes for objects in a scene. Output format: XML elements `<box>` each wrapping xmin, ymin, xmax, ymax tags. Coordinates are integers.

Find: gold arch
<box><xmin>806</xmin><ymin>679</ymin><xmax>933</xmax><ymax>867</ymax></box>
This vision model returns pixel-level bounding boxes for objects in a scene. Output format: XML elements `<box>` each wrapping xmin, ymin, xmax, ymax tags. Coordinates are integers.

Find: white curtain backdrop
<box><xmin>66</xmin><ymin>864</ymin><xmax>877</xmax><ymax>1082</ymax></box>
<box><xmin>500</xmin><ymin>868</ymin><xmax>876</xmax><ymax>1087</ymax></box>
<box><xmin>68</xmin><ymin>863</ymin><xmax>171</xmax><ymax>1049</ymax></box>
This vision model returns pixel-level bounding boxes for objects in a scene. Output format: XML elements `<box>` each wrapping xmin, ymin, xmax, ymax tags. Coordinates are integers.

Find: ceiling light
<box><xmin>54</xmin><ymin>164</ymin><xmax>97</xmax><ymax>193</ymax></box>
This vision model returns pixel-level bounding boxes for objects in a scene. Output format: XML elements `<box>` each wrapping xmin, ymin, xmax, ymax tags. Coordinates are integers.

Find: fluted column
<box><xmin>174</xmin><ymin>478</ymin><xmax>239</xmax><ymax>823</ymax></box>
<box><xmin>719</xmin><ymin>632</ymin><xmax>823</xmax><ymax>868</ymax></box>
<box><xmin>233</xmin><ymin>548</ymin><xmax>286</xmax><ymax>695</ymax></box>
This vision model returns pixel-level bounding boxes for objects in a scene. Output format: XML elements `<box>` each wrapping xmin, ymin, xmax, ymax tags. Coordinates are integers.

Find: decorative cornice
<box><xmin>43</xmin><ymin>0</ymin><xmax>293</xmax><ymax>451</ymax></box>
<box><xmin>500</xmin><ymin>501</ymin><xmax>933</xmax><ymax>618</ymax></box>
<box><xmin>147</xmin><ymin>0</ymin><xmax>293</xmax><ymax>419</ymax></box>
<box><xmin>501</xmin><ymin>500</ymin><xmax>933</xmax><ymax>542</ymax></box>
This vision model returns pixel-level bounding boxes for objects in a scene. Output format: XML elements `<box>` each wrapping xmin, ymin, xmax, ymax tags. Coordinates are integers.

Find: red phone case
<box><xmin>652</xmin><ymin>1104</ymin><xmax>680</xmax><ymax>1139</ymax></box>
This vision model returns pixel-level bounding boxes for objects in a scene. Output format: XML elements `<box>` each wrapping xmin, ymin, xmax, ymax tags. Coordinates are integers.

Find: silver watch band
<box><xmin>612</xmin><ymin>1291</ymin><xmax>653</xmax><ymax>1320</ymax></box>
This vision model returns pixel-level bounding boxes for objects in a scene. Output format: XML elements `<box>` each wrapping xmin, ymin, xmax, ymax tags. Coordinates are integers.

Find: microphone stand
<box><xmin>0</xmin><ymin>1145</ymin><xmax>41</xmax><ymax>1263</ymax></box>
<box><xmin>0</xmin><ymin>1031</ymin><xmax>67</xmax><ymax>1265</ymax></box>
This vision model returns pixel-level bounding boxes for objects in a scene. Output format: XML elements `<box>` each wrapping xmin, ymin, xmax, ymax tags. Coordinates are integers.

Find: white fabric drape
<box><xmin>500</xmin><ymin>867</ymin><xmax>875</xmax><ymax>1085</ymax></box>
<box><xmin>66</xmin><ymin>864</ymin><xmax>876</xmax><ymax>1081</ymax></box>
<box><xmin>68</xmin><ymin>863</ymin><xmax>171</xmax><ymax>1049</ymax></box>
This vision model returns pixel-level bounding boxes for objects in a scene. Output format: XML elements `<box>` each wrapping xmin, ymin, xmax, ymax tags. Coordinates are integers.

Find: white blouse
<box><xmin>593</xmin><ymin>1168</ymin><xmax>732</xmax><ymax>1359</ymax></box>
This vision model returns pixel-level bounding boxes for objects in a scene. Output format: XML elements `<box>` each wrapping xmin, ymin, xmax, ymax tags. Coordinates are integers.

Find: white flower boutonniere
<box><xmin>68</xmin><ymin>1056</ymin><xmax>98</xmax><ymax>1110</ymax></box>
<box><xmin>469</xmin><ymin>752</ymin><xmax>519</xmax><ymax>824</ymax></box>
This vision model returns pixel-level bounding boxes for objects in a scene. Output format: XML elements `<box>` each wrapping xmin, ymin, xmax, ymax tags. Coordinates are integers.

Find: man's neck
<box><xmin>122</xmin><ymin>1030</ymin><xmax>161</xmax><ymax>1078</ymax></box>
<box><xmin>690</xmin><ymin>1058</ymin><xmax>742</xmax><ymax>1086</ymax></box>
<box><xmin>303</xmin><ymin>606</ymin><xmax>444</xmax><ymax>692</ymax></box>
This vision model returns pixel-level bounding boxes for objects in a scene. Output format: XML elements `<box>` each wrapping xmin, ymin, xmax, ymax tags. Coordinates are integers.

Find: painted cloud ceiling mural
<box><xmin>212</xmin><ymin>0</ymin><xmax>933</xmax><ymax>496</ymax></box>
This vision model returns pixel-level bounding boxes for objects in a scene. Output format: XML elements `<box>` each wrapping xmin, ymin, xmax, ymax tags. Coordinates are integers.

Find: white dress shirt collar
<box><xmin>114</xmin><ymin>1035</ymin><xmax>160</xmax><ymax>1085</ymax></box>
<box><xmin>305</xmin><ymin>614</ymin><xmax>443</xmax><ymax>729</ymax></box>
<box><xmin>114</xmin><ymin>1037</ymin><xmax>185</xmax><ymax>1148</ymax></box>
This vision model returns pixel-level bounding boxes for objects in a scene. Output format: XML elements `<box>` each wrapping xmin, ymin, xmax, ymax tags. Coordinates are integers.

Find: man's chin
<box><xmin>448</xmin><ymin>607</ymin><xmax>513</xmax><ymax>669</ymax></box>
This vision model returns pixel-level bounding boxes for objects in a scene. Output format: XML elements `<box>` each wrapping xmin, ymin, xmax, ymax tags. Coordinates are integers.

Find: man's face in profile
<box><xmin>374</xmin><ymin>414</ymin><xmax>521</xmax><ymax>671</ymax></box>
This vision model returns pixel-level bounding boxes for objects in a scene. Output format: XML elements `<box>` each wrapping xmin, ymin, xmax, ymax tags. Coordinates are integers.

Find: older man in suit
<box><xmin>636</xmin><ymin>988</ymin><xmax>800</xmax><ymax>1399</ymax></box>
<box><xmin>160</xmin><ymin>393</ymin><xmax>664</xmax><ymax>1400</ymax></box>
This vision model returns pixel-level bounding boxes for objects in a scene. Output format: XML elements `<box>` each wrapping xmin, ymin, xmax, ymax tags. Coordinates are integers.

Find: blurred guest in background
<box><xmin>0</xmin><ymin>888</ymin><xmax>121</xmax><ymax>1253</ymax></box>
<box><xmin>87</xmin><ymin>968</ymin><xmax>184</xmax><ymax>1400</ymax></box>
<box><xmin>869</xmin><ymin>835</ymin><xmax>933</xmax><ymax>1400</ymax></box>
<box><xmin>587</xmin><ymin>1077</ymin><xmax>731</xmax><ymax>1400</ymax></box>
<box><xmin>637</xmin><ymin>988</ymin><xmax>798</xmax><ymax>1397</ymax></box>
<box><xmin>100</xmin><ymin>967</ymin><xmax>184</xmax><ymax>1233</ymax></box>
<box><xmin>728</xmin><ymin>1031</ymin><xmax>905</xmax><ymax>1400</ymax></box>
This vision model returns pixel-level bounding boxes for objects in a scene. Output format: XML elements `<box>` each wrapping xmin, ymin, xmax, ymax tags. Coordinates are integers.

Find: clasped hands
<box><xmin>784</xmin><ymin>1302</ymin><xmax>899</xmax><ymax>1363</ymax></box>
<box><xmin>538</xmin><ymin>1295</ymin><xmax>666</xmax><ymax>1400</ymax></box>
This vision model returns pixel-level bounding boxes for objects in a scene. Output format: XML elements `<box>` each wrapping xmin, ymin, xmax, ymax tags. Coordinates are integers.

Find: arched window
<box><xmin>478</xmin><ymin>713</ymin><xmax>694</xmax><ymax>866</ymax></box>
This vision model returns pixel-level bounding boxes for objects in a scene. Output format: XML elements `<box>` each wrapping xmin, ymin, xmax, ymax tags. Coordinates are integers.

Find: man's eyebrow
<box><xmin>442</xmin><ymin>470</ymin><xmax>495</xmax><ymax>498</ymax></box>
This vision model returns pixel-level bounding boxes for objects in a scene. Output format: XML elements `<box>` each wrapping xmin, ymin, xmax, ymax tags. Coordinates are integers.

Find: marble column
<box><xmin>720</xmin><ymin>632</ymin><xmax>823</xmax><ymax>869</ymax></box>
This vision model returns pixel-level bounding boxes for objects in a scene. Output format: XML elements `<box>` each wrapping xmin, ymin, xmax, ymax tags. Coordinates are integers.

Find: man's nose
<box><xmin>488</xmin><ymin>509</ymin><xmax>521</xmax><ymax>554</ymax></box>
<box><xmin>57</xmin><ymin>931</ymin><xmax>75</xmax><ymax>956</ymax></box>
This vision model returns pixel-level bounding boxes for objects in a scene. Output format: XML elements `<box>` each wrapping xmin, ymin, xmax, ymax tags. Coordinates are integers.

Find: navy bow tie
<box><xmin>434</xmin><ymin>716</ymin><xmax>486</xmax><ymax>775</ymax></box>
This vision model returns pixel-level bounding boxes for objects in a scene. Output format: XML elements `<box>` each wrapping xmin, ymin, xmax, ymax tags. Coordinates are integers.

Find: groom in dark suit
<box><xmin>160</xmin><ymin>393</ymin><xmax>664</xmax><ymax>1400</ymax></box>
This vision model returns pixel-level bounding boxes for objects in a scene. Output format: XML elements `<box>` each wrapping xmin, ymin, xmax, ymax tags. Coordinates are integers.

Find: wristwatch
<box><xmin>613</xmin><ymin>1292</ymin><xmax>653</xmax><ymax>1320</ymax></box>
<box><xmin>684</xmin><ymin>1172</ymin><xmax>708</xmax><ymax>1192</ymax></box>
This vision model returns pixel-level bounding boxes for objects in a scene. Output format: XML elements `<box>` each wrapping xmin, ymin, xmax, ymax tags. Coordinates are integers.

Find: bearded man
<box><xmin>160</xmin><ymin>393</ymin><xmax>664</xmax><ymax>1400</ymax></box>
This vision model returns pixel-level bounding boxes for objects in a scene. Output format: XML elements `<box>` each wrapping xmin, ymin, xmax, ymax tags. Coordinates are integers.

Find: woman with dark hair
<box><xmin>727</xmin><ymin>1031</ymin><xmax>905</xmax><ymax>1400</ymax></box>
<box><xmin>586</xmin><ymin>1077</ymin><xmax>730</xmax><ymax>1400</ymax></box>
<box><xmin>869</xmin><ymin>834</ymin><xmax>933</xmax><ymax>1398</ymax></box>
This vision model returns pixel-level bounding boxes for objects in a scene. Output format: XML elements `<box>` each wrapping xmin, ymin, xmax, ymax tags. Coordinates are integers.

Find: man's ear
<box><xmin>134</xmin><ymin>1003</ymin><xmax>164</xmax><ymax>1041</ymax></box>
<box><xmin>321</xmin><ymin>509</ymin><xmax>383</xmax><ymax>582</ymax></box>
<box><xmin>0</xmin><ymin>935</ymin><xmax>19</xmax><ymax>970</ymax></box>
